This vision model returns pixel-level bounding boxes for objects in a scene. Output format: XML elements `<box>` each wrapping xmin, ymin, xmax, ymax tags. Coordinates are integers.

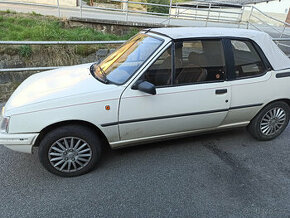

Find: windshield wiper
<box><xmin>98</xmin><ymin>65</ymin><xmax>110</xmax><ymax>84</ymax></box>
<box><xmin>89</xmin><ymin>62</ymin><xmax>110</xmax><ymax>84</ymax></box>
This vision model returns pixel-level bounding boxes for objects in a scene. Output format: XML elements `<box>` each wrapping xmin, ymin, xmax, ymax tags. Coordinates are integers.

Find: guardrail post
<box><xmin>238</xmin><ymin>6</ymin><xmax>245</xmax><ymax>28</ymax></box>
<box><xmin>205</xmin><ymin>3</ymin><xmax>211</xmax><ymax>27</ymax></box>
<box><xmin>168</xmin><ymin>0</ymin><xmax>173</xmax><ymax>25</ymax></box>
<box><xmin>280</xmin><ymin>24</ymin><xmax>286</xmax><ymax>38</ymax></box>
<box><xmin>57</xmin><ymin>0</ymin><xmax>60</xmax><ymax>17</ymax></box>
<box><xmin>247</xmin><ymin>6</ymin><xmax>254</xmax><ymax>29</ymax></box>
<box><xmin>79</xmin><ymin>0</ymin><xmax>83</xmax><ymax>18</ymax></box>
<box><xmin>123</xmin><ymin>0</ymin><xmax>129</xmax><ymax>21</ymax></box>
<box><xmin>277</xmin><ymin>24</ymin><xmax>286</xmax><ymax>46</ymax></box>
<box><xmin>176</xmin><ymin>4</ymin><xmax>180</xmax><ymax>18</ymax></box>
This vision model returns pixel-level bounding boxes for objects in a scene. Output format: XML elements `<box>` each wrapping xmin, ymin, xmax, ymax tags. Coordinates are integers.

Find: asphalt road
<box><xmin>0</xmin><ymin>122</ymin><xmax>290</xmax><ymax>217</ymax></box>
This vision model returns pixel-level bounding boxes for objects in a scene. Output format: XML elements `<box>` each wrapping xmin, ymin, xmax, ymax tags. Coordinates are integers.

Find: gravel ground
<box><xmin>0</xmin><ymin>121</ymin><xmax>290</xmax><ymax>217</ymax></box>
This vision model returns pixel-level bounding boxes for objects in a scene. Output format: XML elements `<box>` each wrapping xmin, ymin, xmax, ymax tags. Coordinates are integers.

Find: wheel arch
<box><xmin>33</xmin><ymin>120</ymin><xmax>110</xmax><ymax>150</ymax></box>
<box><xmin>251</xmin><ymin>98</ymin><xmax>290</xmax><ymax>121</ymax></box>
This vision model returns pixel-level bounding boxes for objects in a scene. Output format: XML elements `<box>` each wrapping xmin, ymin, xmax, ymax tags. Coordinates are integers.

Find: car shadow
<box><xmin>99</xmin><ymin>127</ymin><xmax>250</xmax><ymax>167</ymax></box>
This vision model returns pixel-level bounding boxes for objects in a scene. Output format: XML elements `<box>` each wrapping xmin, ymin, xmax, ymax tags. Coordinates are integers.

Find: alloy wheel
<box><xmin>260</xmin><ymin>107</ymin><xmax>286</xmax><ymax>136</ymax></box>
<box><xmin>48</xmin><ymin>137</ymin><xmax>92</xmax><ymax>173</ymax></box>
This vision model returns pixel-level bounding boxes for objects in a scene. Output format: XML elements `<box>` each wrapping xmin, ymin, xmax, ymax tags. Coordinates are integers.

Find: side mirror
<box><xmin>132</xmin><ymin>81</ymin><xmax>156</xmax><ymax>95</ymax></box>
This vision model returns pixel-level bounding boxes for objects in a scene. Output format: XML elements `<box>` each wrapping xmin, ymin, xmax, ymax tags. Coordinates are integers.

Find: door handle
<box><xmin>216</xmin><ymin>89</ymin><xmax>227</xmax><ymax>95</ymax></box>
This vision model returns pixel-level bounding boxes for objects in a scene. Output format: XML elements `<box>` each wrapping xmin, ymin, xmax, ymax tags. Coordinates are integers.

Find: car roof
<box><xmin>149</xmin><ymin>27</ymin><xmax>267</xmax><ymax>40</ymax></box>
<box><xmin>147</xmin><ymin>27</ymin><xmax>290</xmax><ymax>71</ymax></box>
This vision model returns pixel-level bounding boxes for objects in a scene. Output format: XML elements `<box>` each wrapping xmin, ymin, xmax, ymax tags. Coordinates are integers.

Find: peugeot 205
<box><xmin>1</xmin><ymin>27</ymin><xmax>290</xmax><ymax>177</ymax></box>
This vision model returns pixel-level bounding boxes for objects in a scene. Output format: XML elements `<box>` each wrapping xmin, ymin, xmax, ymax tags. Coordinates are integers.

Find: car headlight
<box><xmin>0</xmin><ymin>117</ymin><xmax>10</xmax><ymax>133</ymax></box>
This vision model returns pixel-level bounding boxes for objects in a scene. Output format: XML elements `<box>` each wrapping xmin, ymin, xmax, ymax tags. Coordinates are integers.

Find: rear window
<box><xmin>231</xmin><ymin>40</ymin><xmax>266</xmax><ymax>78</ymax></box>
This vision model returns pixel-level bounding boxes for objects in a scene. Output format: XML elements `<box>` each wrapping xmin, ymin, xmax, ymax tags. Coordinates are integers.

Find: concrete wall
<box><xmin>5</xmin><ymin>0</ymin><xmax>78</xmax><ymax>7</ymax></box>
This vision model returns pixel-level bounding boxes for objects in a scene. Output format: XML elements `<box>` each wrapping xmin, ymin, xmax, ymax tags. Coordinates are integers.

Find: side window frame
<box><xmin>222</xmin><ymin>38</ymin><xmax>273</xmax><ymax>81</ymax></box>
<box><xmin>133</xmin><ymin>42</ymin><xmax>174</xmax><ymax>89</ymax></box>
<box><xmin>171</xmin><ymin>37</ymin><xmax>227</xmax><ymax>87</ymax></box>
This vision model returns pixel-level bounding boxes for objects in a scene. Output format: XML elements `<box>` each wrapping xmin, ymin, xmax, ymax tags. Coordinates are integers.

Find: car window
<box><xmin>91</xmin><ymin>33</ymin><xmax>163</xmax><ymax>85</ymax></box>
<box><xmin>174</xmin><ymin>40</ymin><xmax>226</xmax><ymax>85</ymax></box>
<box><xmin>231</xmin><ymin>40</ymin><xmax>266</xmax><ymax>78</ymax></box>
<box><xmin>142</xmin><ymin>46</ymin><xmax>172</xmax><ymax>87</ymax></box>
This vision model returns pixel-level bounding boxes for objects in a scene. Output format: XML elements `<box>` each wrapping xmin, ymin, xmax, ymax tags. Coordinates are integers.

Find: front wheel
<box><xmin>248</xmin><ymin>101</ymin><xmax>289</xmax><ymax>141</ymax></box>
<box><xmin>38</xmin><ymin>125</ymin><xmax>102</xmax><ymax>177</ymax></box>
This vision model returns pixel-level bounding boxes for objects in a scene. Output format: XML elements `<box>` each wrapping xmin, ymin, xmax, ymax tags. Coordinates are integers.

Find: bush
<box><xmin>19</xmin><ymin>45</ymin><xmax>32</xmax><ymax>57</ymax></box>
<box><xmin>146</xmin><ymin>0</ymin><xmax>170</xmax><ymax>14</ymax></box>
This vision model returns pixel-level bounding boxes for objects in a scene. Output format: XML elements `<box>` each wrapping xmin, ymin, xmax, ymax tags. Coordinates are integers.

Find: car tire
<box><xmin>247</xmin><ymin>101</ymin><xmax>290</xmax><ymax>141</ymax></box>
<box><xmin>38</xmin><ymin>125</ymin><xmax>102</xmax><ymax>177</ymax></box>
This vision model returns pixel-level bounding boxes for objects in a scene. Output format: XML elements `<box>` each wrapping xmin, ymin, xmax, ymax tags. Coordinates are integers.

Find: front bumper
<box><xmin>0</xmin><ymin>132</ymin><xmax>39</xmax><ymax>154</ymax></box>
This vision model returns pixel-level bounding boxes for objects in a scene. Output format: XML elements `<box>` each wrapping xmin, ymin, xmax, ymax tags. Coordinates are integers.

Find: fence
<box><xmin>0</xmin><ymin>38</ymin><xmax>289</xmax><ymax>73</ymax></box>
<box><xmin>0</xmin><ymin>0</ymin><xmax>290</xmax><ymax>72</ymax></box>
<box><xmin>0</xmin><ymin>0</ymin><xmax>287</xmax><ymax>25</ymax></box>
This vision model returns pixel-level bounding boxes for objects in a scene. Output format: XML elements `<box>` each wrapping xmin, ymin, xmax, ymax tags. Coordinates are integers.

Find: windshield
<box><xmin>90</xmin><ymin>33</ymin><xmax>163</xmax><ymax>85</ymax></box>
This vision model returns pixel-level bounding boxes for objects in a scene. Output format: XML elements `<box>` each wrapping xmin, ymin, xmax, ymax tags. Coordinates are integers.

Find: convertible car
<box><xmin>1</xmin><ymin>27</ymin><xmax>290</xmax><ymax>177</ymax></box>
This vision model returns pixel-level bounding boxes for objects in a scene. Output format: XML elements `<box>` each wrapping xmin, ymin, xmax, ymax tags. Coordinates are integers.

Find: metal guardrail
<box><xmin>0</xmin><ymin>66</ymin><xmax>61</xmax><ymax>72</ymax></box>
<box><xmin>0</xmin><ymin>38</ymin><xmax>289</xmax><ymax>73</ymax></box>
<box><xmin>0</xmin><ymin>0</ymin><xmax>289</xmax><ymax>30</ymax></box>
<box><xmin>245</xmin><ymin>5</ymin><xmax>290</xmax><ymax>39</ymax></box>
<box><xmin>0</xmin><ymin>40</ymin><xmax>125</xmax><ymax>72</ymax></box>
<box><xmin>0</xmin><ymin>0</ymin><xmax>245</xmax><ymax>25</ymax></box>
<box><xmin>0</xmin><ymin>40</ymin><xmax>126</xmax><ymax>45</ymax></box>
<box><xmin>0</xmin><ymin>1</ymin><xmax>289</xmax><ymax>72</ymax></box>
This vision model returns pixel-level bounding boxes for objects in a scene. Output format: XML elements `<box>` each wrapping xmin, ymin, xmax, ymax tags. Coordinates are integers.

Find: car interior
<box><xmin>143</xmin><ymin>40</ymin><xmax>226</xmax><ymax>87</ymax></box>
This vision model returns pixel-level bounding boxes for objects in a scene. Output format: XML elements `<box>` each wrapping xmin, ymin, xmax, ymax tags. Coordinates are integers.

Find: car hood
<box><xmin>5</xmin><ymin>63</ymin><xmax>120</xmax><ymax>115</ymax></box>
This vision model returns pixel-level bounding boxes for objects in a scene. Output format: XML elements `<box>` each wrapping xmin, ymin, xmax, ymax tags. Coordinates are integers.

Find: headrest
<box><xmin>188</xmin><ymin>52</ymin><xmax>206</xmax><ymax>67</ymax></box>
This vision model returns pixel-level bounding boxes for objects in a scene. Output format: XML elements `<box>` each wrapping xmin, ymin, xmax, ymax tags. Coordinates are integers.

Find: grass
<box><xmin>0</xmin><ymin>11</ymin><xmax>138</xmax><ymax>41</ymax></box>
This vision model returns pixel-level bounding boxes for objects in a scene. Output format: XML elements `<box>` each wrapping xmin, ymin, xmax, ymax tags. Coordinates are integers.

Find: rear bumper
<box><xmin>0</xmin><ymin>132</ymin><xmax>39</xmax><ymax>154</ymax></box>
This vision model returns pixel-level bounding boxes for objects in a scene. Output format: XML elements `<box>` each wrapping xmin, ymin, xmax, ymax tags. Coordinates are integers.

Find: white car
<box><xmin>1</xmin><ymin>27</ymin><xmax>290</xmax><ymax>177</ymax></box>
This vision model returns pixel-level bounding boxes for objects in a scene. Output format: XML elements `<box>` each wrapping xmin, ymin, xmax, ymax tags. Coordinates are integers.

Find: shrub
<box><xmin>19</xmin><ymin>45</ymin><xmax>32</xmax><ymax>57</ymax></box>
<box><xmin>146</xmin><ymin>0</ymin><xmax>170</xmax><ymax>14</ymax></box>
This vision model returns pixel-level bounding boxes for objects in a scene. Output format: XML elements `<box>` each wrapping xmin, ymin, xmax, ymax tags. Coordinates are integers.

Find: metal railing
<box><xmin>246</xmin><ymin>6</ymin><xmax>290</xmax><ymax>38</ymax></box>
<box><xmin>0</xmin><ymin>0</ymin><xmax>249</xmax><ymax>25</ymax></box>
<box><xmin>0</xmin><ymin>0</ymin><xmax>289</xmax><ymax>30</ymax></box>
<box><xmin>0</xmin><ymin>40</ymin><xmax>125</xmax><ymax>72</ymax></box>
<box><xmin>0</xmin><ymin>0</ymin><xmax>290</xmax><ymax>73</ymax></box>
<box><xmin>0</xmin><ymin>38</ymin><xmax>289</xmax><ymax>73</ymax></box>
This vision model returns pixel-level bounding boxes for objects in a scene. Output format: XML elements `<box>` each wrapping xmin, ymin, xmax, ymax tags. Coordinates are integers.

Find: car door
<box><xmin>118</xmin><ymin>39</ymin><xmax>231</xmax><ymax>141</ymax></box>
<box><xmin>221</xmin><ymin>38</ymin><xmax>273</xmax><ymax>125</ymax></box>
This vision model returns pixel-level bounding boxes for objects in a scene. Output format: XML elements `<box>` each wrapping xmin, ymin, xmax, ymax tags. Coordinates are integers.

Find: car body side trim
<box><xmin>229</xmin><ymin>103</ymin><xmax>263</xmax><ymax>110</ymax></box>
<box><xmin>276</xmin><ymin>72</ymin><xmax>290</xmax><ymax>78</ymax></box>
<box><xmin>101</xmin><ymin>103</ymin><xmax>263</xmax><ymax>127</ymax></box>
<box><xmin>109</xmin><ymin>121</ymin><xmax>250</xmax><ymax>149</ymax></box>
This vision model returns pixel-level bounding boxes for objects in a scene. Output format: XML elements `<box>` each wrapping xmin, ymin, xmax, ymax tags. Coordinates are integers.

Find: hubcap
<box><xmin>260</xmin><ymin>107</ymin><xmax>286</xmax><ymax>136</ymax></box>
<box><xmin>48</xmin><ymin>137</ymin><xmax>92</xmax><ymax>173</ymax></box>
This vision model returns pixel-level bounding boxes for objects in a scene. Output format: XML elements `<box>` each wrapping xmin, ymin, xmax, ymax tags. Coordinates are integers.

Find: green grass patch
<box><xmin>0</xmin><ymin>11</ymin><xmax>137</xmax><ymax>41</ymax></box>
<box><xmin>19</xmin><ymin>45</ymin><xmax>32</xmax><ymax>57</ymax></box>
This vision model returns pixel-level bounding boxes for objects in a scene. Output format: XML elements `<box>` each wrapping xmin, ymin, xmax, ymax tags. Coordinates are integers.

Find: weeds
<box><xmin>19</xmin><ymin>45</ymin><xmax>32</xmax><ymax>57</ymax></box>
<box><xmin>0</xmin><ymin>11</ymin><xmax>137</xmax><ymax>41</ymax></box>
<box><xmin>31</xmin><ymin>11</ymin><xmax>42</xmax><ymax>16</ymax></box>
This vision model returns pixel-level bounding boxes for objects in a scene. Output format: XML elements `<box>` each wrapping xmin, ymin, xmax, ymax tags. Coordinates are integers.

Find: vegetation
<box><xmin>19</xmin><ymin>45</ymin><xmax>32</xmax><ymax>57</ymax></box>
<box><xmin>0</xmin><ymin>11</ymin><xmax>137</xmax><ymax>41</ymax></box>
<box><xmin>146</xmin><ymin>0</ymin><xmax>170</xmax><ymax>14</ymax></box>
<box><xmin>83</xmin><ymin>0</ymin><xmax>192</xmax><ymax>14</ymax></box>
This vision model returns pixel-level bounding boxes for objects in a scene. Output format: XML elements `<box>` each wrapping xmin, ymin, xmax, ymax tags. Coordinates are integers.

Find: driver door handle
<box><xmin>216</xmin><ymin>89</ymin><xmax>227</xmax><ymax>95</ymax></box>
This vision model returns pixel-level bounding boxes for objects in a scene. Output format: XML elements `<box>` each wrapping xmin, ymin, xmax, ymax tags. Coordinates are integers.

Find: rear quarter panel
<box><xmin>223</xmin><ymin>69</ymin><xmax>290</xmax><ymax>125</ymax></box>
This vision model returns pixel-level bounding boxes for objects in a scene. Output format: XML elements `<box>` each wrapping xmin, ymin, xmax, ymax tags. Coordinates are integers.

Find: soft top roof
<box><xmin>148</xmin><ymin>27</ymin><xmax>290</xmax><ymax>71</ymax></box>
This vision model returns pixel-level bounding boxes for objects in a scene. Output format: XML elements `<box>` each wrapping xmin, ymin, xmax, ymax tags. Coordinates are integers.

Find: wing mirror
<box><xmin>132</xmin><ymin>81</ymin><xmax>156</xmax><ymax>95</ymax></box>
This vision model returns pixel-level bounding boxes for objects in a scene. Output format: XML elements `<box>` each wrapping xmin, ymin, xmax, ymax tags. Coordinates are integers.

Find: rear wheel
<box><xmin>248</xmin><ymin>101</ymin><xmax>289</xmax><ymax>141</ymax></box>
<box><xmin>38</xmin><ymin>125</ymin><xmax>102</xmax><ymax>177</ymax></box>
